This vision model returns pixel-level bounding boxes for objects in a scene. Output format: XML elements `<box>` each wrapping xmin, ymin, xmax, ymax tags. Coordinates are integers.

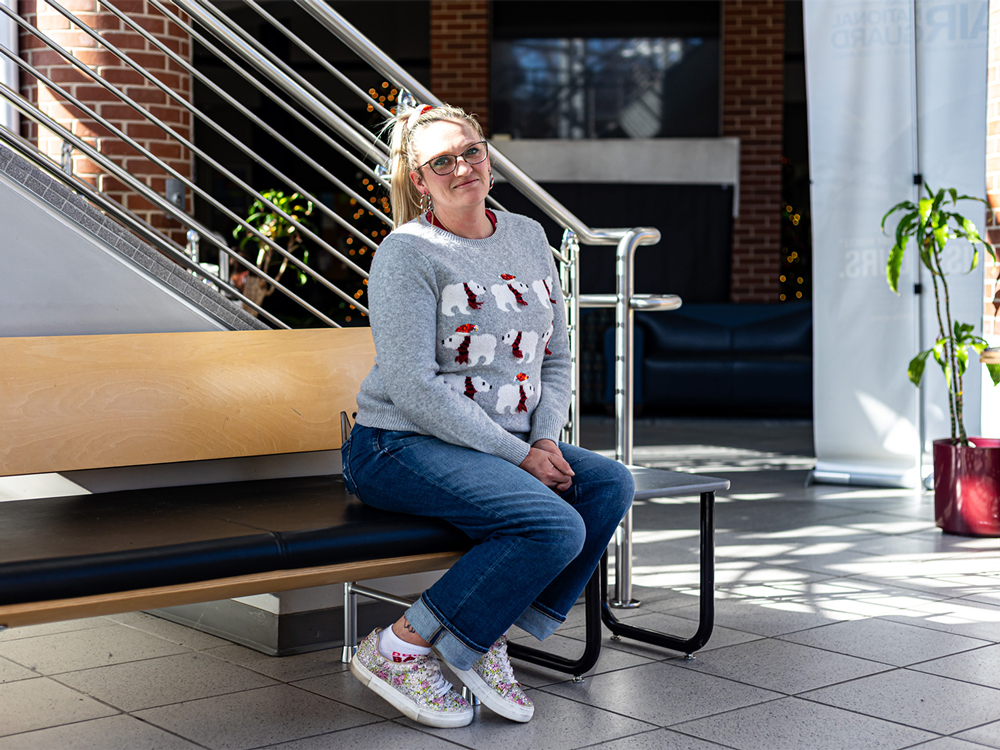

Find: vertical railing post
<box><xmin>560</xmin><ymin>229</ymin><xmax>580</xmax><ymax>446</ymax></box>
<box><xmin>185</xmin><ymin>229</ymin><xmax>200</xmax><ymax>264</ymax></box>
<box><xmin>341</xmin><ymin>582</ymin><xmax>357</xmax><ymax>663</ymax></box>
<box><xmin>612</xmin><ymin>229</ymin><xmax>639</xmax><ymax>608</ymax></box>
<box><xmin>60</xmin><ymin>140</ymin><xmax>72</xmax><ymax>174</ymax></box>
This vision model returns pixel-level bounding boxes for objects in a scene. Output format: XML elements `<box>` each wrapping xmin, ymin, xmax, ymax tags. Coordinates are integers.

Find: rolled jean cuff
<box><xmin>514</xmin><ymin>601</ymin><xmax>565</xmax><ymax>642</ymax></box>
<box><xmin>405</xmin><ymin>595</ymin><xmax>487</xmax><ymax>672</ymax></box>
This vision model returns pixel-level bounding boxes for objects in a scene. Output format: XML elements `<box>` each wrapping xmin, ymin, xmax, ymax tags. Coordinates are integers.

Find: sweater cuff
<box><xmin>529</xmin><ymin>414</ymin><xmax>567</xmax><ymax>447</ymax></box>
<box><xmin>495</xmin><ymin>431</ymin><xmax>532</xmax><ymax>466</ymax></box>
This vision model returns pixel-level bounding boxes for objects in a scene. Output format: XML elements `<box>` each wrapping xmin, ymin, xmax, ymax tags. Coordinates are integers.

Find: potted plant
<box><xmin>882</xmin><ymin>186</ymin><xmax>1000</xmax><ymax>535</ymax></box>
<box><xmin>232</xmin><ymin>190</ymin><xmax>314</xmax><ymax>315</ymax></box>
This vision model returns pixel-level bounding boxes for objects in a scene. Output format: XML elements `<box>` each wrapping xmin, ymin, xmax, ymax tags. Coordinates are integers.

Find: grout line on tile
<box><xmin>387</xmin><ymin>716</ymin><xmax>483</xmax><ymax>749</ymax></box>
<box><xmin>130</xmin><ymin>714</ymin><xmax>214</xmax><ymax>750</ymax></box>
<box><xmin>240</xmin><ymin>718</ymin><xmax>402</xmax><ymax>750</ymax></box>
<box><xmin>794</xmin><ymin>688</ymin><xmax>976</xmax><ymax>735</ymax></box>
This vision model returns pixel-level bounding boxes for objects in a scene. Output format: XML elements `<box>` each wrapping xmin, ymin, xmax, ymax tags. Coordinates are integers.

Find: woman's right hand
<box><xmin>520</xmin><ymin>446</ymin><xmax>574</xmax><ymax>492</ymax></box>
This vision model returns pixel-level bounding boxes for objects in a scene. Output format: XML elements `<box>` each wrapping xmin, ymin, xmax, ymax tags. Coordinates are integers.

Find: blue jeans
<box><xmin>341</xmin><ymin>423</ymin><xmax>634</xmax><ymax>670</ymax></box>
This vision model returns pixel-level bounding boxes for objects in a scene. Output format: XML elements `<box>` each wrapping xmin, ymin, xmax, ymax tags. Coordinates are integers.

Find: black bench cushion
<box><xmin>0</xmin><ymin>475</ymin><xmax>471</xmax><ymax>606</ymax></box>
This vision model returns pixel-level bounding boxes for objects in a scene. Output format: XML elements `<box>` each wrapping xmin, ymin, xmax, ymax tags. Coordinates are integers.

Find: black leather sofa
<box><xmin>605</xmin><ymin>302</ymin><xmax>813</xmax><ymax>416</ymax></box>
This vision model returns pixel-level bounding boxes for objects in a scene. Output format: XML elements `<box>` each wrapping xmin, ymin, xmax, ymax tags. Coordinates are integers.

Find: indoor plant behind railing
<box><xmin>231</xmin><ymin>190</ymin><xmax>315</xmax><ymax>318</ymax></box>
<box><xmin>882</xmin><ymin>186</ymin><xmax>1000</xmax><ymax>535</ymax></box>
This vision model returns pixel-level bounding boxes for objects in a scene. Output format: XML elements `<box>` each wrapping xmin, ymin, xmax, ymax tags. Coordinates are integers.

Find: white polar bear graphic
<box><xmin>441</xmin><ymin>281</ymin><xmax>487</xmax><ymax>316</ymax></box>
<box><xmin>532</xmin><ymin>277</ymin><xmax>556</xmax><ymax>309</ymax></box>
<box><xmin>540</xmin><ymin>324</ymin><xmax>553</xmax><ymax>357</ymax></box>
<box><xmin>442</xmin><ymin>374</ymin><xmax>492</xmax><ymax>401</ymax></box>
<box><xmin>441</xmin><ymin>333</ymin><xmax>496</xmax><ymax>366</ymax></box>
<box><xmin>500</xmin><ymin>329</ymin><xmax>539</xmax><ymax>363</ymax></box>
<box><xmin>490</xmin><ymin>281</ymin><xmax>530</xmax><ymax>312</ymax></box>
<box><xmin>496</xmin><ymin>381</ymin><xmax>537</xmax><ymax>414</ymax></box>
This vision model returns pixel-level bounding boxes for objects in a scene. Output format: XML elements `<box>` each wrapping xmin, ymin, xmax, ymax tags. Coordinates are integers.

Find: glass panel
<box><xmin>492</xmin><ymin>37</ymin><xmax>719</xmax><ymax>139</ymax></box>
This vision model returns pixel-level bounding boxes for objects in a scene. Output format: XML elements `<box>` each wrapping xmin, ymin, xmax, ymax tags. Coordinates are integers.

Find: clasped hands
<box><xmin>519</xmin><ymin>439</ymin><xmax>574</xmax><ymax>492</ymax></box>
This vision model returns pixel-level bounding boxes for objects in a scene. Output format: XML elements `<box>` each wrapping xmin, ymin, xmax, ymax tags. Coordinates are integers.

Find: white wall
<box><xmin>493</xmin><ymin>138</ymin><xmax>741</xmax><ymax>215</ymax></box>
<box><xmin>0</xmin><ymin>171</ymin><xmax>226</xmax><ymax>336</ymax></box>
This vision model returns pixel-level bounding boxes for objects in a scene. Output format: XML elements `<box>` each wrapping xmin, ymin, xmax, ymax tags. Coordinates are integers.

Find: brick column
<box><xmin>430</xmin><ymin>0</ymin><xmax>489</xmax><ymax>135</ymax></box>
<box><xmin>19</xmin><ymin>0</ymin><xmax>192</xmax><ymax>246</ymax></box>
<box><xmin>985</xmin><ymin>0</ymin><xmax>1000</xmax><ymax>340</ymax></box>
<box><xmin>722</xmin><ymin>0</ymin><xmax>784</xmax><ymax>303</ymax></box>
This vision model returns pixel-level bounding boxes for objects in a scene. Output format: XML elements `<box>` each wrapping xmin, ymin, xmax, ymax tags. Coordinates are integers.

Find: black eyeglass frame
<box><xmin>418</xmin><ymin>141</ymin><xmax>490</xmax><ymax>176</ymax></box>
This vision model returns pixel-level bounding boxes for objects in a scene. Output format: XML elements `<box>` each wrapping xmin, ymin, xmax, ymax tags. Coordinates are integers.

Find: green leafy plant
<box><xmin>232</xmin><ymin>190</ymin><xmax>314</xmax><ymax>311</ymax></box>
<box><xmin>882</xmin><ymin>185</ymin><xmax>1000</xmax><ymax>446</ymax></box>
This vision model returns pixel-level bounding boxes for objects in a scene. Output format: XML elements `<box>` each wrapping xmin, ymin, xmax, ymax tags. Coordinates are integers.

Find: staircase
<box><xmin>0</xmin><ymin>141</ymin><xmax>264</xmax><ymax>335</ymax></box>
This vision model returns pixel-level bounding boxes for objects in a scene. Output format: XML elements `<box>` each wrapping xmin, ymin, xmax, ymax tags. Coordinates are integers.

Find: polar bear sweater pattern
<box><xmin>354</xmin><ymin>212</ymin><xmax>571</xmax><ymax>466</ymax></box>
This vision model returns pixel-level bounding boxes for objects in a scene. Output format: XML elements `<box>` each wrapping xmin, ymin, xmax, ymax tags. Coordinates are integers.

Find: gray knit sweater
<box><xmin>355</xmin><ymin>211</ymin><xmax>571</xmax><ymax>466</ymax></box>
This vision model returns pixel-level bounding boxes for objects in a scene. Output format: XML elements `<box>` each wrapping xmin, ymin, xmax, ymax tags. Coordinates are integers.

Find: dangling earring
<box><xmin>419</xmin><ymin>192</ymin><xmax>433</xmax><ymax>213</ymax></box>
<box><xmin>489</xmin><ymin>171</ymin><xmax>495</xmax><ymax>191</ymax></box>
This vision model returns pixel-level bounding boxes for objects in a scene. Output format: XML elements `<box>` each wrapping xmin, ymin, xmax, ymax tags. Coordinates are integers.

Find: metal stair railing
<box><xmin>0</xmin><ymin>0</ymin><xmax>381</xmax><ymax>329</ymax></box>
<box><xmin>0</xmin><ymin>0</ymin><xmax>685</xmax><ymax>609</ymax></box>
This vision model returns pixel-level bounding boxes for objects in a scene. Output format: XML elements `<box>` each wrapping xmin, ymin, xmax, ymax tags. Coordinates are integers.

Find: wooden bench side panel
<box><xmin>0</xmin><ymin>328</ymin><xmax>375</xmax><ymax>476</ymax></box>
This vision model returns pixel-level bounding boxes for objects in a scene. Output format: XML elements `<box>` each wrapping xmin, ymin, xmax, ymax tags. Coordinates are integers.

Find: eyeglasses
<box><xmin>419</xmin><ymin>141</ymin><xmax>489</xmax><ymax>176</ymax></box>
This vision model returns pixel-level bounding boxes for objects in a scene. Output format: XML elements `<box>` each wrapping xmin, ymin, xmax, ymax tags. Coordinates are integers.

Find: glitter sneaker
<box><xmin>350</xmin><ymin>629</ymin><xmax>474</xmax><ymax>728</ymax></box>
<box><xmin>452</xmin><ymin>634</ymin><xmax>533</xmax><ymax>722</ymax></box>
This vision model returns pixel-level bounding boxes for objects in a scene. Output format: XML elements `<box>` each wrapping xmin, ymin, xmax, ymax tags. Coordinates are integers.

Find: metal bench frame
<box><xmin>341</xmin><ymin>468</ymin><xmax>725</xmax><ymax>677</ymax></box>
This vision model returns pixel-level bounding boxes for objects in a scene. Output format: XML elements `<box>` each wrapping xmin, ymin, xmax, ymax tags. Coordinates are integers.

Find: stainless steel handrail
<box><xmin>179</xmin><ymin>0</ymin><xmax>390</xmax><ymax>159</ymax></box>
<box><xmin>171</xmin><ymin>0</ymin><xmax>391</xmax><ymax>178</ymax></box>
<box><xmin>0</xmin><ymin>32</ymin><xmax>361</xmax><ymax>319</ymax></box>
<box><xmin>9</xmin><ymin>0</ymin><xmax>374</xmax><ymax>276</ymax></box>
<box><xmin>580</xmin><ymin>294</ymin><xmax>682</xmax><ymax>311</ymax></box>
<box><xmin>240</xmin><ymin>0</ymin><xmax>394</xmax><ymax>122</ymax></box>
<box><xmin>120</xmin><ymin>0</ymin><xmax>392</xmax><ymax>229</ymax></box>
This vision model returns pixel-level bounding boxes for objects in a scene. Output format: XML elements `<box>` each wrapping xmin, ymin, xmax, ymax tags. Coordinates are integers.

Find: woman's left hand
<box><xmin>532</xmin><ymin>439</ymin><xmax>563</xmax><ymax>459</ymax></box>
<box><xmin>520</xmin><ymin>440</ymin><xmax>573</xmax><ymax>492</ymax></box>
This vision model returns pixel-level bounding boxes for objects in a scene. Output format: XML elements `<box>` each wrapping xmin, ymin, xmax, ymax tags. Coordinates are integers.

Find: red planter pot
<box><xmin>934</xmin><ymin>438</ymin><xmax>1000</xmax><ymax>536</ymax></box>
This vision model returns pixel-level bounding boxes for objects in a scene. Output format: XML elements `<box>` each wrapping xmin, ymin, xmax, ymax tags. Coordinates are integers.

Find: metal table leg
<box><xmin>602</xmin><ymin>491</ymin><xmax>716</xmax><ymax>655</ymax></box>
<box><xmin>506</xmin><ymin>563</ymin><xmax>603</xmax><ymax>677</ymax></box>
<box><xmin>509</xmin><ymin>488</ymin><xmax>715</xmax><ymax>675</ymax></box>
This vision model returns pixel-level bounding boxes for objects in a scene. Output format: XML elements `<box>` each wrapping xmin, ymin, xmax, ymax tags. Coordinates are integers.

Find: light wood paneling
<box><xmin>0</xmin><ymin>328</ymin><xmax>375</xmax><ymax>476</ymax></box>
<box><xmin>0</xmin><ymin>551</ymin><xmax>461</xmax><ymax>629</ymax></box>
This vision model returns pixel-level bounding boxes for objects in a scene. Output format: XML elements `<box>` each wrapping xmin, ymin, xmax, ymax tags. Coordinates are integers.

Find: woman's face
<box><xmin>409</xmin><ymin>119</ymin><xmax>490</xmax><ymax>215</ymax></box>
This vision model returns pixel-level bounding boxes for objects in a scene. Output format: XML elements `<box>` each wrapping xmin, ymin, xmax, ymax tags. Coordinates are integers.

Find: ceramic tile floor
<box><xmin>3</xmin><ymin>418</ymin><xmax>1000</xmax><ymax>749</ymax></box>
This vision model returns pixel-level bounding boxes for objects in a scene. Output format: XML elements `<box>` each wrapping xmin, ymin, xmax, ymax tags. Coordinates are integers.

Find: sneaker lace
<box><xmin>425</xmin><ymin>657</ymin><xmax>455</xmax><ymax>698</ymax></box>
<box><xmin>494</xmin><ymin>637</ymin><xmax>516</xmax><ymax>685</ymax></box>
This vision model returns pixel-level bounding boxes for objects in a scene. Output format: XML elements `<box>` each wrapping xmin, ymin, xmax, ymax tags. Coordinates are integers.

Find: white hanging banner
<box><xmin>0</xmin><ymin>0</ymin><xmax>18</xmax><ymax>134</ymax></box>
<box><xmin>914</xmin><ymin>0</ymin><xmax>988</xmax><ymax>448</ymax></box>
<box><xmin>805</xmin><ymin>0</ymin><xmax>988</xmax><ymax>489</ymax></box>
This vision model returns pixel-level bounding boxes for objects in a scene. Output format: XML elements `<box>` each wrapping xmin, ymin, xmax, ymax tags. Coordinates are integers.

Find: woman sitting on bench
<box><xmin>341</xmin><ymin>102</ymin><xmax>634</xmax><ymax>728</ymax></box>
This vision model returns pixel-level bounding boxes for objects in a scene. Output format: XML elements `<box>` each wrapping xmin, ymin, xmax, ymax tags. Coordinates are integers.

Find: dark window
<box><xmin>491</xmin><ymin>1</ymin><xmax>721</xmax><ymax>139</ymax></box>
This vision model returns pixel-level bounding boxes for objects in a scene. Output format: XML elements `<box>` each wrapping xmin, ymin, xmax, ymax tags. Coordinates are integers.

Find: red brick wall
<box><xmin>722</xmin><ymin>0</ymin><xmax>784</xmax><ymax>303</ymax></box>
<box><xmin>430</xmin><ymin>0</ymin><xmax>489</xmax><ymax>135</ymax></box>
<box><xmin>985</xmin><ymin>0</ymin><xmax>1000</xmax><ymax>339</ymax></box>
<box><xmin>19</xmin><ymin>0</ymin><xmax>192</xmax><ymax>246</ymax></box>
